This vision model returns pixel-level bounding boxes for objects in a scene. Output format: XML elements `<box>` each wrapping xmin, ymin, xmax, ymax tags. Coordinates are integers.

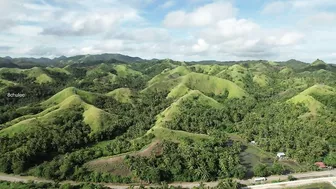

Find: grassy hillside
<box><xmin>189</xmin><ymin>64</ymin><xmax>227</xmax><ymax>75</ymax></box>
<box><xmin>107</xmin><ymin>88</ymin><xmax>132</xmax><ymax>103</ymax></box>
<box><xmin>42</xmin><ymin>87</ymin><xmax>101</xmax><ymax>106</ymax></box>
<box><xmin>0</xmin><ymin>87</ymin><xmax>116</xmax><ymax>137</ymax></box>
<box><xmin>25</xmin><ymin>67</ymin><xmax>54</xmax><ymax>84</ymax></box>
<box><xmin>253</xmin><ymin>74</ymin><xmax>270</xmax><ymax>87</ymax></box>
<box><xmin>148</xmin><ymin>66</ymin><xmax>191</xmax><ymax>85</ymax></box>
<box><xmin>145</xmin><ymin>71</ymin><xmax>248</xmax><ymax>99</ymax></box>
<box><xmin>287</xmin><ymin>84</ymin><xmax>336</xmax><ymax>113</ymax></box>
<box><xmin>216</xmin><ymin>64</ymin><xmax>252</xmax><ymax>88</ymax></box>
<box><xmin>114</xmin><ymin>64</ymin><xmax>142</xmax><ymax>77</ymax></box>
<box><xmin>155</xmin><ymin>90</ymin><xmax>222</xmax><ymax>127</ymax></box>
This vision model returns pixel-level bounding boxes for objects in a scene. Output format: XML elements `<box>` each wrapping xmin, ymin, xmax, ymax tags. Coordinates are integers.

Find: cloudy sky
<box><xmin>0</xmin><ymin>0</ymin><xmax>336</xmax><ymax>62</ymax></box>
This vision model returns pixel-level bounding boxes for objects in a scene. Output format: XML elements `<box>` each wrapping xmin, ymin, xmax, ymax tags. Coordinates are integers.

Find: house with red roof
<box><xmin>315</xmin><ymin>162</ymin><xmax>327</xmax><ymax>169</ymax></box>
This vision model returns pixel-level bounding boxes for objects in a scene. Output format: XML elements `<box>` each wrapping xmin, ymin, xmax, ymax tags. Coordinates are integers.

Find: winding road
<box><xmin>0</xmin><ymin>169</ymin><xmax>335</xmax><ymax>189</ymax></box>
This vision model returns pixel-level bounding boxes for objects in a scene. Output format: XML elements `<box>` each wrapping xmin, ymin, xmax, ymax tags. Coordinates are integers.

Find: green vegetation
<box><xmin>0</xmin><ymin>55</ymin><xmax>335</xmax><ymax>185</ymax></box>
<box><xmin>107</xmin><ymin>88</ymin><xmax>133</xmax><ymax>103</ymax></box>
<box><xmin>0</xmin><ymin>180</ymin><xmax>109</xmax><ymax>189</ymax></box>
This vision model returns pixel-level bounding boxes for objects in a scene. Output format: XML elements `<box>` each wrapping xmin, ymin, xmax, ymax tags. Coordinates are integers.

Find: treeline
<box><xmin>238</xmin><ymin>102</ymin><xmax>336</xmax><ymax>163</ymax></box>
<box><xmin>126</xmin><ymin>134</ymin><xmax>246</xmax><ymax>183</ymax></box>
<box><xmin>0</xmin><ymin>180</ymin><xmax>109</xmax><ymax>189</ymax></box>
<box><xmin>0</xmin><ymin>179</ymin><xmax>243</xmax><ymax>189</ymax></box>
<box><xmin>0</xmin><ymin>107</ymin><xmax>91</xmax><ymax>174</ymax></box>
<box><xmin>29</xmin><ymin>134</ymin><xmax>154</xmax><ymax>183</ymax></box>
<box><xmin>164</xmin><ymin>98</ymin><xmax>256</xmax><ymax>134</ymax></box>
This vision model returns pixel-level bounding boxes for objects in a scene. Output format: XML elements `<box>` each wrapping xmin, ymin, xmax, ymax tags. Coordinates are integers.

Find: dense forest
<box><xmin>0</xmin><ymin>54</ymin><xmax>335</xmax><ymax>186</ymax></box>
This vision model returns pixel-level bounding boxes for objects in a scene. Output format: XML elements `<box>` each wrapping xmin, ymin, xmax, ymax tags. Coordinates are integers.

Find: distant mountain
<box><xmin>0</xmin><ymin>53</ymin><xmax>145</xmax><ymax>68</ymax></box>
<box><xmin>277</xmin><ymin>59</ymin><xmax>308</xmax><ymax>70</ymax></box>
<box><xmin>0</xmin><ymin>58</ymin><xmax>18</xmax><ymax>68</ymax></box>
<box><xmin>57</xmin><ymin>53</ymin><xmax>144</xmax><ymax>65</ymax></box>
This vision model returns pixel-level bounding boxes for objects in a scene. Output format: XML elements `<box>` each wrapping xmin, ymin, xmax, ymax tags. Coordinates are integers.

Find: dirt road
<box><xmin>243</xmin><ymin>177</ymin><xmax>336</xmax><ymax>189</ymax></box>
<box><xmin>0</xmin><ymin>169</ymin><xmax>335</xmax><ymax>189</ymax></box>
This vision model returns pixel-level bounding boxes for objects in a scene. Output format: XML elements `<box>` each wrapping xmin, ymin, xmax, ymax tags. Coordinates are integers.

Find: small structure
<box><xmin>277</xmin><ymin>152</ymin><xmax>286</xmax><ymax>159</ymax></box>
<box><xmin>315</xmin><ymin>162</ymin><xmax>327</xmax><ymax>169</ymax></box>
<box><xmin>250</xmin><ymin>141</ymin><xmax>257</xmax><ymax>145</ymax></box>
<box><xmin>254</xmin><ymin>177</ymin><xmax>266</xmax><ymax>182</ymax></box>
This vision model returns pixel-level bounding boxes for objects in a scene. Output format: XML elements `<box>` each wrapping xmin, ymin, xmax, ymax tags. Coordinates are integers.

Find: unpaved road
<box><xmin>0</xmin><ymin>169</ymin><xmax>335</xmax><ymax>189</ymax></box>
<box><xmin>243</xmin><ymin>177</ymin><xmax>336</xmax><ymax>189</ymax></box>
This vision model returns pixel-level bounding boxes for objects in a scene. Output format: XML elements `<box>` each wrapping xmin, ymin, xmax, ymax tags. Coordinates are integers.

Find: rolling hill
<box><xmin>0</xmin><ymin>87</ymin><xmax>116</xmax><ymax>137</ymax></box>
<box><xmin>287</xmin><ymin>84</ymin><xmax>336</xmax><ymax>113</ymax></box>
<box><xmin>0</xmin><ymin>55</ymin><xmax>335</xmax><ymax>186</ymax></box>
<box><xmin>144</xmin><ymin>71</ymin><xmax>248</xmax><ymax>99</ymax></box>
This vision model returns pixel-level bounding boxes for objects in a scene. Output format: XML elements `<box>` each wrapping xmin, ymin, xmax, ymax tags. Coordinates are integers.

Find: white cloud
<box><xmin>305</xmin><ymin>12</ymin><xmax>336</xmax><ymax>25</ymax></box>
<box><xmin>42</xmin><ymin>8</ymin><xmax>141</xmax><ymax>36</ymax></box>
<box><xmin>0</xmin><ymin>0</ymin><xmax>332</xmax><ymax>62</ymax></box>
<box><xmin>192</xmin><ymin>39</ymin><xmax>209</xmax><ymax>52</ymax></box>
<box><xmin>262</xmin><ymin>0</ymin><xmax>336</xmax><ymax>14</ymax></box>
<box><xmin>111</xmin><ymin>28</ymin><xmax>170</xmax><ymax>42</ymax></box>
<box><xmin>265</xmin><ymin>32</ymin><xmax>305</xmax><ymax>46</ymax></box>
<box><xmin>161</xmin><ymin>1</ymin><xmax>175</xmax><ymax>9</ymax></box>
<box><xmin>163</xmin><ymin>1</ymin><xmax>236</xmax><ymax>28</ymax></box>
<box><xmin>8</xmin><ymin>26</ymin><xmax>43</xmax><ymax>37</ymax></box>
<box><xmin>291</xmin><ymin>0</ymin><xmax>336</xmax><ymax>9</ymax></box>
<box><xmin>262</xmin><ymin>1</ymin><xmax>288</xmax><ymax>14</ymax></box>
<box><xmin>214</xmin><ymin>18</ymin><xmax>259</xmax><ymax>38</ymax></box>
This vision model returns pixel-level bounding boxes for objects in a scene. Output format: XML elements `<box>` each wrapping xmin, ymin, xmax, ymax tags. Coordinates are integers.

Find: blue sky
<box><xmin>0</xmin><ymin>0</ymin><xmax>336</xmax><ymax>62</ymax></box>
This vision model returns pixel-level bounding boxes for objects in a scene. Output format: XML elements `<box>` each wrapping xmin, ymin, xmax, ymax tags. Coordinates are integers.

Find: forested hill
<box><xmin>0</xmin><ymin>53</ymin><xmax>145</xmax><ymax>68</ymax></box>
<box><xmin>0</xmin><ymin>57</ymin><xmax>335</xmax><ymax>184</ymax></box>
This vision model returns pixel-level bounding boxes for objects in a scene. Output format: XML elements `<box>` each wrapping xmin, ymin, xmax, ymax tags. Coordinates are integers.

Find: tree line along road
<box><xmin>0</xmin><ymin>169</ymin><xmax>335</xmax><ymax>189</ymax></box>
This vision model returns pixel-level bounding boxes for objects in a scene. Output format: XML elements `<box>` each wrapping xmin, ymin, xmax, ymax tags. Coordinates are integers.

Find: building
<box><xmin>315</xmin><ymin>162</ymin><xmax>327</xmax><ymax>169</ymax></box>
<box><xmin>254</xmin><ymin>177</ymin><xmax>266</xmax><ymax>182</ymax></box>
<box><xmin>277</xmin><ymin>152</ymin><xmax>286</xmax><ymax>159</ymax></box>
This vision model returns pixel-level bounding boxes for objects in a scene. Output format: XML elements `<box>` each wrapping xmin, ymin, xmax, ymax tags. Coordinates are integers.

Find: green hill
<box><xmin>287</xmin><ymin>84</ymin><xmax>336</xmax><ymax>113</ymax></box>
<box><xmin>189</xmin><ymin>64</ymin><xmax>227</xmax><ymax>75</ymax></box>
<box><xmin>253</xmin><ymin>74</ymin><xmax>270</xmax><ymax>87</ymax></box>
<box><xmin>216</xmin><ymin>65</ymin><xmax>252</xmax><ymax>88</ymax></box>
<box><xmin>42</xmin><ymin>87</ymin><xmax>101</xmax><ymax>107</ymax></box>
<box><xmin>148</xmin><ymin>66</ymin><xmax>191</xmax><ymax>86</ymax></box>
<box><xmin>145</xmin><ymin>72</ymin><xmax>248</xmax><ymax>99</ymax></box>
<box><xmin>147</xmin><ymin>90</ymin><xmax>221</xmax><ymax>140</ymax></box>
<box><xmin>311</xmin><ymin>59</ymin><xmax>327</xmax><ymax>67</ymax></box>
<box><xmin>114</xmin><ymin>65</ymin><xmax>142</xmax><ymax>77</ymax></box>
<box><xmin>107</xmin><ymin>88</ymin><xmax>132</xmax><ymax>103</ymax></box>
<box><xmin>25</xmin><ymin>67</ymin><xmax>54</xmax><ymax>84</ymax></box>
<box><xmin>279</xmin><ymin>67</ymin><xmax>294</xmax><ymax>75</ymax></box>
<box><xmin>1</xmin><ymin>91</ymin><xmax>116</xmax><ymax>137</ymax></box>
